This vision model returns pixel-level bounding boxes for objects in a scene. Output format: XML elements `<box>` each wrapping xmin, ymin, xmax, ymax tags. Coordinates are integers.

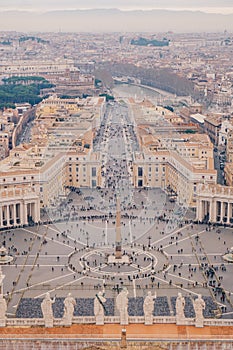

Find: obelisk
<box><xmin>115</xmin><ymin>196</ymin><xmax>122</xmax><ymax>259</ymax></box>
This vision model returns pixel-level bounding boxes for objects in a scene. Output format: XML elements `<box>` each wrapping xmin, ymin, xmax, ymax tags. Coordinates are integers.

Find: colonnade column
<box><xmin>196</xmin><ymin>199</ymin><xmax>200</xmax><ymax>221</ymax></box>
<box><xmin>209</xmin><ymin>200</ymin><xmax>216</xmax><ymax>223</ymax></box>
<box><xmin>13</xmin><ymin>204</ymin><xmax>16</xmax><ymax>226</ymax></box>
<box><xmin>196</xmin><ymin>199</ymin><xmax>203</xmax><ymax>221</ymax></box>
<box><xmin>6</xmin><ymin>205</ymin><xmax>10</xmax><ymax>227</ymax></box>
<box><xmin>220</xmin><ymin>201</ymin><xmax>224</xmax><ymax>223</ymax></box>
<box><xmin>0</xmin><ymin>206</ymin><xmax>2</xmax><ymax>228</ymax></box>
<box><xmin>227</xmin><ymin>202</ymin><xmax>232</xmax><ymax>224</ymax></box>
<box><xmin>34</xmin><ymin>201</ymin><xmax>40</xmax><ymax>223</ymax></box>
<box><xmin>24</xmin><ymin>203</ymin><xmax>28</xmax><ymax>225</ymax></box>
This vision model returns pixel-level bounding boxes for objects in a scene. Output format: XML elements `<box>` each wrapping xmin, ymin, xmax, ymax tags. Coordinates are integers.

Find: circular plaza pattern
<box><xmin>69</xmin><ymin>244</ymin><xmax>168</xmax><ymax>279</ymax></box>
<box><xmin>1</xmin><ymin>187</ymin><xmax>233</xmax><ymax>321</ymax></box>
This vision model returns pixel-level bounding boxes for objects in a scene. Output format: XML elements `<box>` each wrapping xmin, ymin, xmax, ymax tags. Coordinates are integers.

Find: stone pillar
<box><xmin>24</xmin><ymin>203</ymin><xmax>28</xmax><ymax>225</ymax></box>
<box><xmin>6</xmin><ymin>206</ymin><xmax>10</xmax><ymax>227</ymax></box>
<box><xmin>227</xmin><ymin>202</ymin><xmax>231</xmax><ymax>224</ymax></box>
<box><xmin>210</xmin><ymin>200</ymin><xmax>217</xmax><ymax>223</ymax></box>
<box><xmin>196</xmin><ymin>199</ymin><xmax>199</xmax><ymax>221</ymax></box>
<box><xmin>0</xmin><ymin>207</ymin><xmax>2</xmax><ymax>228</ymax></box>
<box><xmin>33</xmin><ymin>201</ymin><xmax>40</xmax><ymax>223</ymax></box>
<box><xmin>197</xmin><ymin>200</ymin><xmax>203</xmax><ymax>221</ymax></box>
<box><xmin>220</xmin><ymin>201</ymin><xmax>224</xmax><ymax>223</ymax></box>
<box><xmin>203</xmin><ymin>200</ymin><xmax>207</xmax><ymax>219</ymax></box>
<box><xmin>13</xmin><ymin>204</ymin><xmax>16</xmax><ymax>226</ymax></box>
<box><xmin>20</xmin><ymin>203</ymin><xmax>24</xmax><ymax>225</ymax></box>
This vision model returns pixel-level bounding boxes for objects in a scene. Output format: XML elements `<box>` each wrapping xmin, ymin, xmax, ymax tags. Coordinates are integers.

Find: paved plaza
<box><xmin>1</xmin><ymin>100</ymin><xmax>233</xmax><ymax>320</ymax></box>
<box><xmin>1</xmin><ymin>186</ymin><xmax>233</xmax><ymax>319</ymax></box>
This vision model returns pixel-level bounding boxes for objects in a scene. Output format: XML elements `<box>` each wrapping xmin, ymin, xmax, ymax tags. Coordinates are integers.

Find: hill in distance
<box><xmin>0</xmin><ymin>9</ymin><xmax>233</xmax><ymax>32</ymax></box>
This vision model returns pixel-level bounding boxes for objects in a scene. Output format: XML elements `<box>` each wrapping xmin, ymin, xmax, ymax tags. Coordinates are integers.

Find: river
<box><xmin>112</xmin><ymin>83</ymin><xmax>162</xmax><ymax>101</ymax></box>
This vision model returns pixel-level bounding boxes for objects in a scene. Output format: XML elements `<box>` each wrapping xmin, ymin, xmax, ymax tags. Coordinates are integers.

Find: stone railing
<box><xmin>6</xmin><ymin>318</ymin><xmax>44</xmax><ymax>327</ymax></box>
<box><xmin>73</xmin><ymin>316</ymin><xmax>96</xmax><ymax>324</ymax></box>
<box><xmin>4</xmin><ymin>316</ymin><xmax>233</xmax><ymax>328</ymax></box>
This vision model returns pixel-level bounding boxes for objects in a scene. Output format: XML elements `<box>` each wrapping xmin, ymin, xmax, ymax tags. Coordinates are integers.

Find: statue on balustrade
<box><xmin>193</xmin><ymin>294</ymin><xmax>205</xmax><ymax>327</ymax></box>
<box><xmin>116</xmin><ymin>287</ymin><xmax>129</xmax><ymax>325</ymax></box>
<box><xmin>143</xmin><ymin>291</ymin><xmax>156</xmax><ymax>325</ymax></box>
<box><xmin>94</xmin><ymin>290</ymin><xmax>106</xmax><ymax>325</ymax></box>
<box><xmin>41</xmin><ymin>292</ymin><xmax>55</xmax><ymax>328</ymax></box>
<box><xmin>0</xmin><ymin>294</ymin><xmax>7</xmax><ymax>327</ymax></box>
<box><xmin>63</xmin><ymin>293</ymin><xmax>76</xmax><ymax>326</ymax></box>
<box><xmin>175</xmin><ymin>292</ymin><xmax>186</xmax><ymax>325</ymax></box>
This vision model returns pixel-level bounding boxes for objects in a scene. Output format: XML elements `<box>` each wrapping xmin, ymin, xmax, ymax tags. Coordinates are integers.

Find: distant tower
<box><xmin>115</xmin><ymin>196</ymin><xmax>122</xmax><ymax>259</ymax></box>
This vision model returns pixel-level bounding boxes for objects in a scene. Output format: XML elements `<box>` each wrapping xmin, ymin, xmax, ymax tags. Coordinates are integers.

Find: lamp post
<box><xmin>148</xmin><ymin>235</ymin><xmax>151</xmax><ymax>249</ymax></box>
<box><xmin>86</xmin><ymin>232</ymin><xmax>89</xmax><ymax>248</ymax></box>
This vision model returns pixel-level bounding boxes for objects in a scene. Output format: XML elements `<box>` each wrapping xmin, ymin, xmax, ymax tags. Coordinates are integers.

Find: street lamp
<box><xmin>148</xmin><ymin>235</ymin><xmax>151</xmax><ymax>249</ymax></box>
<box><xmin>86</xmin><ymin>232</ymin><xmax>89</xmax><ymax>248</ymax></box>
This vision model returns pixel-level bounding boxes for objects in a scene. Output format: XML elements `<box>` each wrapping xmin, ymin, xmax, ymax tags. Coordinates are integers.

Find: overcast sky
<box><xmin>1</xmin><ymin>0</ymin><xmax>233</xmax><ymax>13</ymax></box>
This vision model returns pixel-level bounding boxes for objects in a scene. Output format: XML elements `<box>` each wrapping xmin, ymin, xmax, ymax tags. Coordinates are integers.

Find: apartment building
<box><xmin>0</xmin><ymin>96</ymin><xmax>105</xmax><ymax>229</ymax></box>
<box><xmin>131</xmin><ymin>101</ymin><xmax>217</xmax><ymax>207</ymax></box>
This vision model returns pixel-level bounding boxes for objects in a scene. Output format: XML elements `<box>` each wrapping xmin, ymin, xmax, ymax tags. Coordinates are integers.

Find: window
<box><xmin>92</xmin><ymin>167</ymin><xmax>96</xmax><ymax>177</ymax></box>
<box><xmin>138</xmin><ymin>167</ymin><xmax>143</xmax><ymax>177</ymax></box>
<box><xmin>138</xmin><ymin>179</ymin><xmax>143</xmax><ymax>187</ymax></box>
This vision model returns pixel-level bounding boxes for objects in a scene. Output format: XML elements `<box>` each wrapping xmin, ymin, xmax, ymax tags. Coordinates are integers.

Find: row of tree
<box><xmin>96</xmin><ymin>63</ymin><xmax>197</xmax><ymax>98</ymax></box>
<box><xmin>0</xmin><ymin>76</ymin><xmax>54</xmax><ymax>109</ymax></box>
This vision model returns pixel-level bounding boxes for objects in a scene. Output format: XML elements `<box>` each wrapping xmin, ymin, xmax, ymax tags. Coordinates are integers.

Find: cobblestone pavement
<box><xmin>1</xmin><ymin>189</ymin><xmax>233</xmax><ymax>319</ymax></box>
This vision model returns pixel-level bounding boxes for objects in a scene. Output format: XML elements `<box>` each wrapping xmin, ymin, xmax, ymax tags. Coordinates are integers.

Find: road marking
<box><xmin>162</xmin><ymin>229</ymin><xmax>206</xmax><ymax>249</ymax></box>
<box><xmin>152</xmin><ymin>224</ymin><xmax>191</xmax><ymax>246</ymax></box>
<box><xmin>7</xmin><ymin>272</ymin><xmax>75</xmax><ymax>297</ymax></box>
<box><xmin>21</xmin><ymin>227</ymin><xmax>74</xmax><ymax>250</ymax></box>
<box><xmin>34</xmin><ymin>275</ymin><xmax>86</xmax><ymax>298</ymax></box>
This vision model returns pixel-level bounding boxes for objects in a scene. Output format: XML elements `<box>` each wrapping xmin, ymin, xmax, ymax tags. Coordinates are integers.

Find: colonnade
<box><xmin>0</xmin><ymin>200</ymin><xmax>40</xmax><ymax>229</ymax></box>
<box><xmin>196</xmin><ymin>198</ymin><xmax>233</xmax><ymax>224</ymax></box>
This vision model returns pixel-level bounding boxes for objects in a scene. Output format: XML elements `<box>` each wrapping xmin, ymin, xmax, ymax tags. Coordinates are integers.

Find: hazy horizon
<box><xmin>0</xmin><ymin>6</ymin><xmax>233</xmax><ymax>33</ymax></box>
<box><xmin>0</xmin><ymin>0</ymin><xmax>233</xmax><ymax>14</ymax></box>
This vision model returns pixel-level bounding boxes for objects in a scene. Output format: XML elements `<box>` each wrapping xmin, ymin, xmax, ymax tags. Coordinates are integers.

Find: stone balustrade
<box><xmin>3</xmin><ymin>316</ymin><xmax>233</xmax><ymax>328</ymax></box>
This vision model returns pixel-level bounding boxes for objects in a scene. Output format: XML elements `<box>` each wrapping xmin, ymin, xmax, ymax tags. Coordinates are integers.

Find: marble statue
<box><xmin>143</xmin><ymin>291</ymin><xmax>156</xmax><ymax>325</ymax></box>
<box><xmin>94</xmin><ymin>291</ymin><xmax>106</xmax><ymax>325</ymax></box>
<box><xmin>175</xmin><ymin>292</ymin><xmax>185</xmax><ymax>325</ymax></box>
<box><xmin>193</xmin><ymin>294</ymin><xmax>206</xmax><ymax>327</ymax></box>
<box><xmin>0</xmin><ymin>294</ymin><xmax>7</xmax><ymax>327</ymax></box>
<box><xmin>116</xmin><ymin>287</ymin><xmax>129</xmax><ymax>325</ymax></box>
<box><xmin>41</xmin><ymin>292</ymin><xmax>55</xmax><ymax>328</ymax></box>
<box><xmin>63</xmin><ymin>293</ymin><xmax>76</xmax><ymax>326</ymax></box>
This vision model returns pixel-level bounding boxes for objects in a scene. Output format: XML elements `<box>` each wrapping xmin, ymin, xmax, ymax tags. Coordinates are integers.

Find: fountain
<box><xmin>222</xmin><ymin>247</ymin><xmax>233</xmax><ymax>263</ymax></box>
<box><xmin>0</xmin><ymin>246</ymin><xmax>13</xmax><ymax>264</ymax></box>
